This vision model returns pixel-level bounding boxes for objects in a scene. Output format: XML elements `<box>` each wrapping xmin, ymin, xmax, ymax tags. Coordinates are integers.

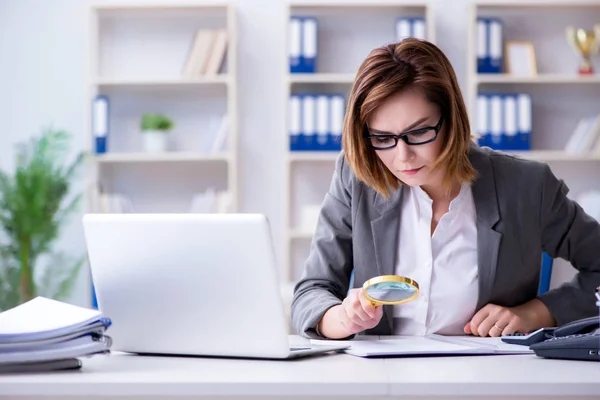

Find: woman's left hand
<box><xmin>464</xmin><ymin>299</ymin><xmax>556</xmax><ymax>337</ymax></box>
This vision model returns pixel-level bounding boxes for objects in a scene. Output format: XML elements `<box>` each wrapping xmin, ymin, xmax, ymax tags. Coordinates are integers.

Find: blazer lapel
<box><xmin>371</xmin><ymin>185</ymin><xmax>403</xmax><ymax>333</ymax></box>
<box><xmin>469</xmin><ymin>145</ymin><xmax>502</xmax><ymax>310</ymax></box>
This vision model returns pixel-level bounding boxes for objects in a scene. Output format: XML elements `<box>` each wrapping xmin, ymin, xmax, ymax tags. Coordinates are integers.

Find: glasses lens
<box><xmin>369</xmin><ymin>136</ymin><xmax>396</xmax><ymax>149</ymax></box>
<box><xmin>405</xmin><ymin>128</ymin><xmax>437</xmax><ymax>144</ymax></box>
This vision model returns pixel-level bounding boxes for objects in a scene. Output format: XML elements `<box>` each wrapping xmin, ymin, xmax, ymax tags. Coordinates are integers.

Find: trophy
<box><xmin>566</xmin><ymin>24</ymin><xmax>600</xmax><ymax>75</ymax></box>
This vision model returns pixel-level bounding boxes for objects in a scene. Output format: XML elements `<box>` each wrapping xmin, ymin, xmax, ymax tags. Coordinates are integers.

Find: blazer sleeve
<box><xmin>290</xmin><ymin>153</ymin><xmax>355</xmax><ymax>339</ymax></box>
<box><xmin>537</xmin><ymin>164</ymin><xmax>600</xmax><ymax>325</ymax></box>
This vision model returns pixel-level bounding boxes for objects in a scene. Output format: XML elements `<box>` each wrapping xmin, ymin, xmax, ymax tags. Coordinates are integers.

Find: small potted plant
<box><xmin>140</xmin><ymin>113</ymin><xmax>174</xmax><ymax>153</ymax></box>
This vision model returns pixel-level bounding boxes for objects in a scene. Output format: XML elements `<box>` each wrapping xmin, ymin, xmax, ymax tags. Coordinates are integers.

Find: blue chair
<box><xmin>538</xmin><ymin>252</ymin><xmax>554</xmax><ymax>295</ymax></box>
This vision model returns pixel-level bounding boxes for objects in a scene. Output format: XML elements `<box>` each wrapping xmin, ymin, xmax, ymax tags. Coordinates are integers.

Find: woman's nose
<box><xmin>394</xmin><ymin>140</ymin><xmax>414</xmax><ymax>162</ymax></box>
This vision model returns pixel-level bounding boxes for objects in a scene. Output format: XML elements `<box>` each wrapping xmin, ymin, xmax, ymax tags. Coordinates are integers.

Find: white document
<box><xmin>311</xmin><ymin>335</ymin><xmax>533</xmax><ymax>358</ymax></box>
<box><xmin>0</xmin><ymin>335</ymin><xmax>111</xmax><ymax>364</ymax></box>
<box><xmin>0</xmin><ymin>297</ymin><xmax>105</xmax><ymax>343</ymax></box>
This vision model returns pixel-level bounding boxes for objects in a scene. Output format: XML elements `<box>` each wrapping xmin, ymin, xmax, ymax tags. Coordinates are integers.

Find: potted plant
<box><xmin>140</xmin><ymin>113</ymin><xmax>174</xmax><ymax>153</ymax></box>
<box><xmin>0</xmin><ymin>128</ymin><xmax>84</xmax><ymax>311</ymax></box>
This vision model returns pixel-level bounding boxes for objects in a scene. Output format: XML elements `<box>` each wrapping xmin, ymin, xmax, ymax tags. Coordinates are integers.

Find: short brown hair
<box><xmin>342</xmin><ymin>38</ymin><xmax>476</xmax><ymax>198</ymax></box>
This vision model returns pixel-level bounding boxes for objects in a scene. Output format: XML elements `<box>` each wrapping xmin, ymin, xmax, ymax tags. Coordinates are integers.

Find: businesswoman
<box><xmin>290</xmin><ymin>38</ymin><xmax>600</xmax><ymax>340</ymax></box>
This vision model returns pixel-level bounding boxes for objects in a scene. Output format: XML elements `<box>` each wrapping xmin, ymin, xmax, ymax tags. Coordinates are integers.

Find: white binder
<box><xmin>289</xmin><ymin>95</ymin><xmax>301</xmax><ymax>150</ymax></box>
<box><xmin>489</xmin><ymin>95</ymin><xmax>503</xmax><ymax>148</ymax></box>
<box><xmin>302</xmin><ymin>95</ymin><xmax>316</xmax><ymax>149</ymax></box>
<box><xmin>476</xmin><ymin>94</ymin><xmax>489</xmax><ymax>146</ymax></box>
<box><xmin>289</xmin><ymin>18</ymin><xmax>302</xmax><ymax>72</ymax></box>
<box><xmin>504</xmin><ymin>95</ymin><xmax>518</xmax><ymax>148</ymax></box>
<box><xmin>316</xmin><ymin>95</ymin><xmax>329</xmax><ymax>148</ymax></box>
<box><xmin>302</xmin><ymin>18</ymin><xmax>317</xmax><ymax>73</ymax></box>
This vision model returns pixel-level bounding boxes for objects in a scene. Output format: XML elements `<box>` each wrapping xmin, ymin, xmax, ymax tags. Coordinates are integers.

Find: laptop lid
<box><xmin>83</xmin><ymin>213</ymin><xmax>293</xmax><ymax>359</ymax></box>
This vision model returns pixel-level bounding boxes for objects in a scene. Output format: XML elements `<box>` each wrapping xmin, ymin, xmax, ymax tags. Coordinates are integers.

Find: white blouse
<box><xmin>393</xmin><ymin>184</ymin><xmax>479</xmax><ymax>336</ymax></box>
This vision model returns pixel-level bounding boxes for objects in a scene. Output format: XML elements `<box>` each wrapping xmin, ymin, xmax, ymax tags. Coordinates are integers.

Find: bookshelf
<box><xmin>86</xmin><ymin>3</ymin><xmax>238</xmax><ymax>217</ymax></box>
<box><xmin>467</xmin><ymin>1</ymin><xmax>600</xmax><ymax>288</ymax></box>
<box><xmin>467</xmin><ymin>1</ymin><xmax>600</xmax><ymax>162</ymax></box>
<box><xmin>282</xmin><ymin>2</ymin><xmax>435</xmax><ymax>305</ymax></box>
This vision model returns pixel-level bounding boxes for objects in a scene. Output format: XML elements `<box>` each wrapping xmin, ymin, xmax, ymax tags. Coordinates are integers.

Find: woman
<box><xmin>290</xmin><ymin>38</ymin><xmax>600</xmax><ymax>340</ymax></box>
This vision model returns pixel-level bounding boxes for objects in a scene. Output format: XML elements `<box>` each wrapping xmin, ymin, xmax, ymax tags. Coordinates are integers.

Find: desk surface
<box><xmin>1</xmin><ymin>346</ymin><xmax>599</xmax><ymax>399</ymax></box>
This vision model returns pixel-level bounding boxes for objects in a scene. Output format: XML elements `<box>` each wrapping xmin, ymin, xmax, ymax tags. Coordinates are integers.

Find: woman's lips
<box><xmin>401</xmin><ymin>166</ymin><xmax>423</xmax><ymax>176</ymax></box>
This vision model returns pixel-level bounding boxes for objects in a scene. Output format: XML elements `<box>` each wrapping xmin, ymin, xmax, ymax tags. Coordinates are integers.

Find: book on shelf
<box><xmin>564</xmin><ymin>115</ymin><xmax>600</xmax><ymax>155</ymax></box>
<box><xmin>203</xmin><ymin>113</ymin><xmax>229</xmax><ymax>154</ymax></box>
<box><xmin>182</xmin><ymin>28</ymin><xmax>228</xmax><ymax>78</ymax></box>
<box><xmin>0</xmin><ymin>297</ymin><xmax>112</xmax><ymax>373</ymax></box>
<box><xmin>90</xmin><ymin>186</ymin><xmax>134</xmax><ymax>214</ymax></box>
<box><xmin>189</xmin><ymin>188</ymin><xmax>232</xmax><ymax>214</ymax></box>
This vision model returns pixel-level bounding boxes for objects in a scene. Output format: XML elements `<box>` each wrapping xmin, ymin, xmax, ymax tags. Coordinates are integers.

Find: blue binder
<box><xmin>92</xmin><ymin>95</ymin><xmax>109</xmax><ymax>154</ymax></box>
<box><xmin>289</xmin><ymin>17</ymin><xmax>318</xmax><ymax>73</ymax></box>
<box><xmin>289</xmin><ymin>17</ymin><xmax>302</xmax><ymax>73</ymax></box>
<box><xmin>301</xmin><ymin>18</ymin><xmax>317</xmax><ymax>73</ymax></box>
<box><xmin>477</xmin><ymin>18</ymin><xmax>503</xmax><ymax>74</ymax></box>
<box><xmin>516</xmin><ymin>93</ymin><xmax>532</xmax><ymax>151</ymax></box>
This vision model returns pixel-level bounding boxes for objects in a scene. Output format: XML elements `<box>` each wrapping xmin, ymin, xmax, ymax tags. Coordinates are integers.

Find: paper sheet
<box><xmin>0</xmin><ymin>297</ymin><xmax>103</xmax><ymax>339</ymax></box>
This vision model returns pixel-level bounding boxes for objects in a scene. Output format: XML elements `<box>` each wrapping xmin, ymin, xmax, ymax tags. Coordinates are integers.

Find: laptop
<box><xmin>82</xmin><ymin>213</ymin><xmax>348</xmax><ymax>359</ymax></box>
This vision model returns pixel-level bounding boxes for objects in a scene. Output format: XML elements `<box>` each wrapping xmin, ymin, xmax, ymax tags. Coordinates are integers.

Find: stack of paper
<box><xmin>311</xmin><ymin>334</ymin><xmax>533</xmax><ymax>358</ymax></box>
<box><xmin>0</xmin><ymin>297</ymin><xmax>112</xmax><ymax>373</ymax></box>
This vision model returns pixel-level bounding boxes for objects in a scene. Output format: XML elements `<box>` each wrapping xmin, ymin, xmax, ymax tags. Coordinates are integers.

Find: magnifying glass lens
<box><xmin>362</xmin><ymin>275</ymin><xmax>419</xmax><ymax>306</ymax></box>
<box><xmin>366</xmin><ymin>282</ymin><xmax>417</xmax><ymax>302</ymax></box>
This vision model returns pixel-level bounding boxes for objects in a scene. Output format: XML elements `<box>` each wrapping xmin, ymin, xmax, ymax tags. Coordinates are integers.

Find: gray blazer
<box><xmin>291</xmin><ymin>144</ymin><xmax>600</xmax><ymax>339</ymax></box>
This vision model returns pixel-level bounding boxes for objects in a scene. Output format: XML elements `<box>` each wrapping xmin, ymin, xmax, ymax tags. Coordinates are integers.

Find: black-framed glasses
<box><xmin>364</xmin><ymin>115</ymin><xmax>444</xmax><ymax>150</ymax></box>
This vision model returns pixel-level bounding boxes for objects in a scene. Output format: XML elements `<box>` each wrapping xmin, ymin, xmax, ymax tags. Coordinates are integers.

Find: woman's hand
<box><xmin>464</xmin><ymin>299</ymin><xmax>556</xmax><ymax>337</ymax></box>
<box><xmin>318</xmin><ymin>288</ymin><xmax>384</xmax><ymax>339</ymax></box>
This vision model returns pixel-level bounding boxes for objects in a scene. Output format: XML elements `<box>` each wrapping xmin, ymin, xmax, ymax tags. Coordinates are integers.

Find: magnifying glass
<box><xmin>362</xmin><ymin>275</ymin><xmax>419</xmax><ymax>306</ymax></box>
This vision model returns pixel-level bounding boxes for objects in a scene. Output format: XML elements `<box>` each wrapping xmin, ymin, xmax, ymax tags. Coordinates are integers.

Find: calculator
<box><xmin>500</xmin><ymin>327</ymin><xmax>556</xmax><ymax>346</ymax></box>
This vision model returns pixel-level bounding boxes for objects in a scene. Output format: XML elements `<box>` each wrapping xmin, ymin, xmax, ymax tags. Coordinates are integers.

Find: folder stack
<box><xmin>477</xmin><ymin>17</ymin><xmax>503</xmax><ymax>74</ymax></box>
<box><xmin>477</xmin><ymin>93</ymin><xmax>532</xmax><ymax>151</ymax></box>
<box><xmin>395</xmin><ymin>17</ymin><xmax>426</xmax><ymax>41</ymax></box>
<box><xmin>289</xmin><ymin>17</ymin><xmax>317</xmax><ymax>73</ymax></box>
<box><xmin>0</xmin><ymin>297</ymin><xmax>112</xmax><ymax>373</ymax></box>
<box><xmin>289</xmin><ymin>93</ymin><xmax>345</xmax><ymax>151</ymax></box>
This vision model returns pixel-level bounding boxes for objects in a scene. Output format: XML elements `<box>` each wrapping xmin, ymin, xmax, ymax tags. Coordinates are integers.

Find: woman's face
<box><xmin>367</xmin><ymin>88</ymin><xmax>445</xmax><ymax>191</ymax></box>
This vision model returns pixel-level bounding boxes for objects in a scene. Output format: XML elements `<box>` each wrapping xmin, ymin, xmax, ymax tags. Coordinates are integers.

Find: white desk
<box><xmin>0</xmin><ymin>344</ymin><xmax>598</xmax><ymax>399</ymax></box>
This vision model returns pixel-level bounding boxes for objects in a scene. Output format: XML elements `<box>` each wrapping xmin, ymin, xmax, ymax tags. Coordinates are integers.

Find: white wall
<box><xmin>0</xmin><ymin>0</ymin><xmax>594</xmax><ymax>306</ymax></box>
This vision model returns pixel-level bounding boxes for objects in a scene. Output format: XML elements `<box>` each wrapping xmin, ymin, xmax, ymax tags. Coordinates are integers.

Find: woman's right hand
<box><xmin>318</xmin><ymin>288</ymin><xmax>384</xmax><ymax>339</ymax></box>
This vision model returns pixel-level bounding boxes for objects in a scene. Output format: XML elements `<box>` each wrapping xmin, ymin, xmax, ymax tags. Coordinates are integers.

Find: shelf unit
<box><xmin>282</xmin><ymin>2</ymin><xmax>435</xmax><ymax>293</ymax></box>
<box><xmin>86</xmin><ymin>3</ymin><xmax>238</xmax><ymax>216</ymax></box>
<box><xmin>467</xmin><ymin>1</ymin><xmax>600</xmax><ymax>163</ymax></box>
<box><xmin>467</xmin><ymin>1</ymin><xmax>600</xmax><ymax>289</ymax></box>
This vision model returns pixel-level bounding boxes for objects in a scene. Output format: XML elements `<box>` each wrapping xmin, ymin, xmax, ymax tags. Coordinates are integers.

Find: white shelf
<box><xmin>288</xmin><ymin>73</ymin><xmax>355</xmax><ymax>84</ymax></box>
<box><xmin>474</xmin><ymin>1</ymin><xmax>599</xmax><ymax>9</ymax></box>
<box><xmin>95</xmin><ymin>76</ymin><xmax>231</xmax><ymax>88</ymax></box>
<box><xmin>476</xmin><ymin>74</ymin><xmax>600</xmax><ymax>85</ymax></box>
<box><xmin>91</xmin><ymin>152</ymin><xmax>230</xmax><ymax>163</ymax></box>
<box><xmin>93</xmin><ymin>3</ymin><xmax>230</xmax><ymax>11</ymax></box>
<box><xmin>508</xmin><ymin>151</ymin><xmax>600</xmax><ymax>162</ymax></box>
<box><xmin>86</xmin><ymin>2</ymin><xmax>239</xmax><ymax>224</ymax></box>
<box><xmin>288</xmin><ymin>152</ymin><xmax>339</xmax><ymax>162</ymax></box>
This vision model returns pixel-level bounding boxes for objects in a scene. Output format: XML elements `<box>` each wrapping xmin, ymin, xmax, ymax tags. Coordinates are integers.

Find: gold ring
<box><xmin>493</xmin><ymin>324</ymin><xmax>503</xmax><ymax>331</ymax></box>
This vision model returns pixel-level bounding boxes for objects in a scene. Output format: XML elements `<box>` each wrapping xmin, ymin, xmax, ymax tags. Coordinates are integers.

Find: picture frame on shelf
<box><xmin>504</xmin><ymin>40</ymin><xmax>538</xmax><ymax>77</ymax></box>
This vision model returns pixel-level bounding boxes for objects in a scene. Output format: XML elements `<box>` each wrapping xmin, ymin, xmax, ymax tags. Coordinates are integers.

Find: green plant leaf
<box><xmin>0</xmin><ymin>127</ymin><xmax>84</xmax><ymax>306</ymax></box>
